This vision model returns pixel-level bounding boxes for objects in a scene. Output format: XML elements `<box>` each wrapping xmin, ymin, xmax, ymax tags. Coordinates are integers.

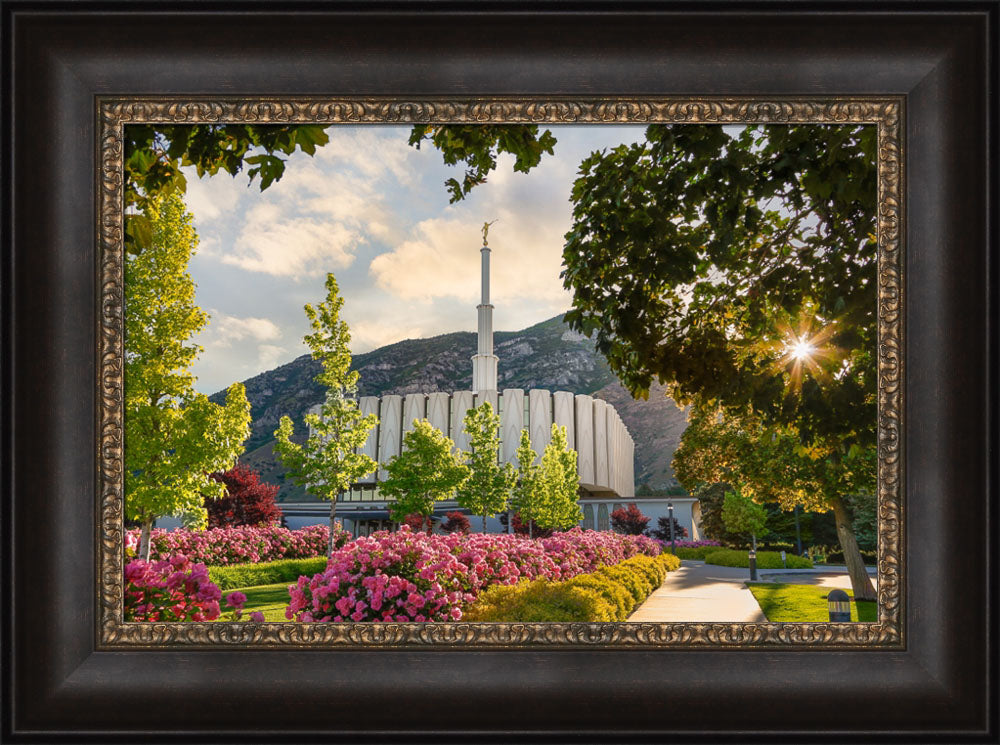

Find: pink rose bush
<box><xmin>124</xmin><ymin>555</ymin><xmax>247</xmax><ymax>622</ymax></box>
<box><xmin>126</xmin><ymin>523</ymin><xmax>348</xmax><ymax>566</ymax></box>
<box><xmin>286</xmin><ymin>527</ymin><xmax>660</xmax><ymax>623</ymax></box>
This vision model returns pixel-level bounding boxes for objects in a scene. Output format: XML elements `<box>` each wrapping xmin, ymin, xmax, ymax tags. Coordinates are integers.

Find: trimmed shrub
<box><xmin>704</xmin><ymin>548</ymin><xmax>813</xmax><ymax>569</ymax></box>
<box><xmin>465</xmin><ymin>553</ymin><xmax>680</xmax><ymax>622</ymax></box>
<box><xmin>208</xmin><ymin>556</ymin><xmax>330</xmax><ymax>591</ymax></box>
<box><xmin>286</xmin><ymin>527</ymin><xmax>662</xmax><ymax>622</ymax></box>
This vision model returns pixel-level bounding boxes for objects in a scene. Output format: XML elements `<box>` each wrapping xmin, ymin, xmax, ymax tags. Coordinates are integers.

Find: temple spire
<box><xmin>471</xmin><ymin>223</ymin><xmax>499</xmax><ymax>394</ymax></box>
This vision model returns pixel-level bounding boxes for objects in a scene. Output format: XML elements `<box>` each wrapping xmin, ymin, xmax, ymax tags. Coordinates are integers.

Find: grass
<box><xmin>225</xmin><ymin>582</ymin><xmax>293</xmax><ymax>622</ymax></box>
<box><xmin>747</xmin><ymin>582</ymin><xmax>877</xmax><ymax>622</ymax></box>
<box><xmin>208</xmin><ymin>556</ymin><xmax>328</xmax><ymax>591</ymax></box>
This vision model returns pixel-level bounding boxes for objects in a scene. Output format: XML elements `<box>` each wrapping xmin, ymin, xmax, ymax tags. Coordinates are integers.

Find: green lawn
<box><xmin>225</xmin><ymin>582</ymin><xmax>293</xmax><ymax>622</ymax></box>
<box><xmin>747</xmin><ymin>582</ymin><xmax>877</xmax><ymax>622</ymax></box>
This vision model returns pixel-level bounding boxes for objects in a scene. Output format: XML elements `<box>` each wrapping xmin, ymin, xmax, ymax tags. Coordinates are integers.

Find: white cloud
<box><xmin>205</xmin><ymin>312</ymin><xmax>282</xmax><ymax>347</ymax></box>
<box><xmin>256</xmin><ymin>343</ymin><xmax>288</xmax><ymax>370</ymax></box>
<box><xmin>220</xmin><ymin>201</ymin><xmax>360</xmax><ymax>277</ymax></box>
<box><xmin>348</xmin><ymin>318</ymin><xmax>426</xmax><ymax>353</ymax></box>
<box><xmin>368</xmin><ymin>205</ymin><xmax>572</xmax><ymax>310</ymax></box>
<box><xmin>183</xmin><ymin>170</ymin><xmax>243</xmax><ymax>222</ymax></box>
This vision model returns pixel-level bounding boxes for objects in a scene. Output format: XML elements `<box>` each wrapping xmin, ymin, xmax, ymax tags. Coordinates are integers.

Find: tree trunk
<box><xmin>482</xmin><ymin>515</ymin><xmax>487</xmax><ymax>534</ymax></box>
<box><xmin>507</xmin><ymin>510</ymin><xmax>513</xmax><ymax>534</ymax></box>
<box><xmin>139</xmin><ymin>518</ymin><xmax>153</xmax><ymax>562</ymax></box>
<box><xmin>425</xmin><ymin>514</ymin><xmax>432</xmax><ymax>535</ymax></box>
<box><xmin>328</xmin><ymin>499</ymin><xmax>338</xmax><ymax>557</ymax></box>
<box><xmin>529</xmin><ymin>521</ymin><xmax>533</xmax><ymax>539</ymax></box>
<box><xmin>829</xmin><ymin>494</ymin><xmax>877</xmax><ymax>601</ymax></box>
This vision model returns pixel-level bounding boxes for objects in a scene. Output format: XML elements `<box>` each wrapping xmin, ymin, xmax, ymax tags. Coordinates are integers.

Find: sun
<box><xmin>789</xmin><ymin>338</ymin><xmax>817</xmax><ymax>361</ymax></box>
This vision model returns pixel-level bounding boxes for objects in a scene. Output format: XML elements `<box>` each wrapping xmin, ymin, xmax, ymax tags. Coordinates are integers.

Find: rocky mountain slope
<box><xmin>211</xmin><ymin>314</ymin><xmax>688</xmax><ymax>501</ymax></box>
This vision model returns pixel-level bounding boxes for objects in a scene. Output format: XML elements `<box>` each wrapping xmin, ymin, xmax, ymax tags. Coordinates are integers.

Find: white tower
<box><xmin>471</xmin><ymin>236</ymin><xmax>499</xmax><ymax>394</ymax></box>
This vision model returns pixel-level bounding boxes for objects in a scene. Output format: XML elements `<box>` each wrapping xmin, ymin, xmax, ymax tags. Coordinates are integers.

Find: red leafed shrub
<box><xmin>403</xmin><ymin>513</ymin><xmax>433</xmax><ymax>534</ymax></box>
<box><xmin>441</xmin><ymin>511</ymin><xmax>471</xmax><ymax>534</ymax></box>
<box><xmin>610</xmin><ymin>504</ymin><xmax>651</xmax><ymax>535</ymax></box>
<box><xmin>206</xmin><ymin>464</ymin><xmax>283</xmax><ymax>528</ymax></box>
<box><xmin>511</xmin><ymin>511</ymin><xmax>553</xmax><ymax>538</ymax></box>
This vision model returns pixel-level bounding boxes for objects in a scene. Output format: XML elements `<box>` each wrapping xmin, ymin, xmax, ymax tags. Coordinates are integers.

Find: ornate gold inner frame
<box><xmin>98</xmin><ymin>97</ymin><xmax>903</xmax><ymax>648</ymax></box>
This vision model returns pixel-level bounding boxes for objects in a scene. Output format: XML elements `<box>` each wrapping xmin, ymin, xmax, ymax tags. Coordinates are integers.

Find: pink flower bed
<box><xmin>127</xmin><ymin>524</ymin><xmax>347</xmax><ymax>566</ymax></box>
<box><xmin>125</xmin><ymin>555</ymin><xmax>250</xmax><ymax>621</ymax></box>
<box><xmin>286</xmin><ymin>527</ymin><xmax>660</xmax><ymax>623</ymax></box>
<box><xmin>657</xmin><ymin>539</ymin><xmax>721</xmax><ymax>549</ymax></box>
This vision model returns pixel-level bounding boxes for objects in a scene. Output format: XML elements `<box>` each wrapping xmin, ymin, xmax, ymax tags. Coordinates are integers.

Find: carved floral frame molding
<box><xmin>97</xmin><ymin>97</ymin><xmax>903</xmax><ymax>649</ymax></box>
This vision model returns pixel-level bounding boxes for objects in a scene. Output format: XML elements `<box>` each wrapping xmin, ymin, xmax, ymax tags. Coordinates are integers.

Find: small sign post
<box><xmin>780</xmin><ymin>550</ymin><xmax>787</xmax><ymax>568</ymax></box>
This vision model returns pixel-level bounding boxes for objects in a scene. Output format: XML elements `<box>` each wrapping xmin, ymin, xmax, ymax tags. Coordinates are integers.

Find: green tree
<box><xmin>456</xmin><ymin>402</ymin><xmax>515</xmax><ymax>532</ymax></box>
<box><xmin>380</xmin><ymin>420</ymin><xmax>470</xmax><ymax>533</ymax></box>
<box><xmin>510</xmin><ymin>429</ymin><xmax>543</xmax><ymax>537</ymax></box>
<box><xmin>273</xmin><ymin>273</ymin><xmax>378</xmax><ymax>555</ymax></box>
<box><xmin>721</xmin><ymin>490</ymin><xmax>769</xmax><ymax>553</ymax></box>
<box><xmin>408</xmin><ymin>124</ymin><xmax>557</xmax><ymax>202</ymax></box>
<box><xmin>535</xmin><ymin>424</ymin><xmax>584</xmax><ymax>531</ymax></box>
<box><xmin>125</xmin><ymin>193</ymin><xmax>251</xmax><ymax>560</ymax></box>
<box><xmin>125</xmin><ymin>124</ymin><xmax>330</xmax><ymax>253</ymax></box>
<box><xmin>674</xmin><ymin>407</ymin><xmax>876</xmax><ymax>600</ymax></box>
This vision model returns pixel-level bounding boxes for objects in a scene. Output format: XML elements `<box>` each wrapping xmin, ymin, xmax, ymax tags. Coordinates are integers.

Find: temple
<box><xmin>289</xmin><ymin>232</ymin><xmax>639</xmax><ymax>536</ymax></box>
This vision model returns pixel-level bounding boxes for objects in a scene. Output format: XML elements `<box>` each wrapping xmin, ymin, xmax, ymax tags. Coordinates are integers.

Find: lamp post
<box><xmin>667</xmin><ymin>500</ymin><xmax>675</xmax><ymax>555</ymax></box>
<box><xmin>794</xmin><ymin>503</ymin><xmax>803</xmax><ymax>555</ymax></box>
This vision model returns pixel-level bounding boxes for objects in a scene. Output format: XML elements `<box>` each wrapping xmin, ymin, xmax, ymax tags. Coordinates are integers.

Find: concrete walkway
<box><xmin>628</xmin><ymin>561</ymin><xmax>879</xmax><ymax>622</ymax></box>
<box><xmin>628</xmin><ymin>560</ymin><xmax>766</xmax><ymax>622</ymax></box>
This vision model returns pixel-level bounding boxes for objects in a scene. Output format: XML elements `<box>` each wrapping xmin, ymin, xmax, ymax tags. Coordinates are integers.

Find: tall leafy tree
<box><xmin>124</xmin><ymin>124</ymin><xmax>330</xmax><ymax>253</ymax></box>
<box><xmin>380</xmin><ymin>420</ymin><xmax>470</xmax><ymax>533</ymax></box>
<box><xmin>510</xmin><ymin>429</ymin><xmax>544</xmax><ymax>537</ymax></box>
<box><xmin>535</xmin><ymin>424</ymin><xmax>584</xmax><ymax>531</ymax></box>
<box><xmin>125</xmin><ymin>193</ymin><xmax>252</xmax><ymax>560</ymax></box>
<box><xmin>673</xmin><ymin>407</ymin><xmax>876</xmax><ymax>600</ymax></box>
<box><xmin>456</xmin><ymin>402</ymin><xmax>515</xmax><ymax>532</ymax></box>
<box><xmin>721</xmin><ymin>490</ymin><xmax>769</xmax><ymax>554</ymax></box>
<box><xmin>273</xmin><ymin>273</ymin><xmax>378</xmax><ymax>555</ymax></box>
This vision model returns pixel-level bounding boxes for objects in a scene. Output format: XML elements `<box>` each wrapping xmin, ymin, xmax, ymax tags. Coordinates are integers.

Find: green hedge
<box><xmin>704</xmin><ymin>548</ymin><xmax>813</xmax><ymax>569</ymax></box>
<box><xmin>208</xmin><ymin>556</ymin><xmax>329</xmax><ymax>591</ymax></box>
<box><xmin>464</xmin><ymin>553</ymin><xmax>681</xmax><ymax>622</ymax></box>
<box><xmin>672</xmin><ymin>546</ymin><xmax>719</xmax><ymax>561</ymax></box>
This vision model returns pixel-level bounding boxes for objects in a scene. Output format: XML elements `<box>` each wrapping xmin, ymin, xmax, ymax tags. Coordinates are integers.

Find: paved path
<box><xmin>628</xmin><ymin>561</ymin><xmax>879</xmax><ymax>622</ymax></box>
<box><xmin>627</xmin><ymin>561</ymin><xmax>766</xmax><ymax>622</ymax></box>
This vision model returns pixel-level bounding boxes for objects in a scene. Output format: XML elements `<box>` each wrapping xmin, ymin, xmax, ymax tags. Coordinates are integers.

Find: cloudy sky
<box><xmin>183</xmin><ymin>125</ymin><xmax>647</xmax><ymax>394</ymax></box>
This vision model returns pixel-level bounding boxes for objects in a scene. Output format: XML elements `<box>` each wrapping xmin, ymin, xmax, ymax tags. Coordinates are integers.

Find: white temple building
<box><xmin>283</xmin><ymin>235</ymin><xmax>641</xmax><ymax>536</ymax></box>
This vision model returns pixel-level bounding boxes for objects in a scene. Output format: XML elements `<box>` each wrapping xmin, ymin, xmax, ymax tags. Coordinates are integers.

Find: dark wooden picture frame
<box><xmin>2</xmin><ymin>3</ymin><xmax>995</xmax><ymax>741</ymax></box>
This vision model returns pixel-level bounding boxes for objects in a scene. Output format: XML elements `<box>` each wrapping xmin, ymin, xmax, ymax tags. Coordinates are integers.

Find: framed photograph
<box><xmin>3</xmin><ymin>3</ymin><xmax>994</xmax><ymax>742</ymax></box>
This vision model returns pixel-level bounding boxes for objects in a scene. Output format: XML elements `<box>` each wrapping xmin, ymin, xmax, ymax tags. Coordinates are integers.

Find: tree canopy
<box><xmin>456</xmin><ymin>402</ymin><xmax>515</xmax><ymax>532</ymax></box>
<box><xmin>381</xmin><ymin>420</ymin><xmax>471</xmax><ymax>531</ymax></box>
<box><xmin>124</xmin><ymin>123</ymin><xmax>330</xmax><ymax>253</ymax></box>
<box><xmin>273</xmin><ymin>273</ymin><xmax>378</xmax><ymax>554</ymax></box>
<box><xmin>124</xmin><ymin>193</ymin><xmax>251</xmax><ymax>559</ymax></box>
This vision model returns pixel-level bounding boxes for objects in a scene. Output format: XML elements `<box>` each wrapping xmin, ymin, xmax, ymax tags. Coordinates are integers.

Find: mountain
<box><xmin>210</xmin><ymin>314</ymin><xmax>688</xmax><ymax>501</ymax></box>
